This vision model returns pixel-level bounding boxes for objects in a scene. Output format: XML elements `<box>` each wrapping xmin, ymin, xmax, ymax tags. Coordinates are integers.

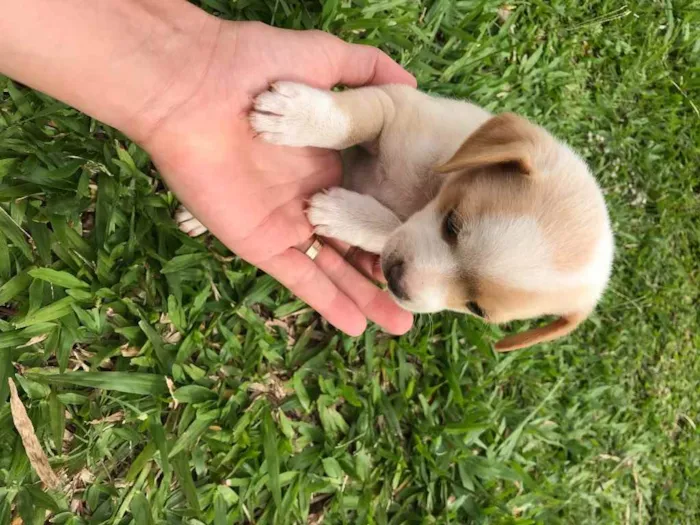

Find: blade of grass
<box><xmin>28</xmin><ymin>268</ymin><xmax>90</xmax><ymax>289</ymax></box>
<box><xmin>25</xmin><ymin>370</ymin><xmax>167</xmax><ymax>395</ymax></box>
<box><xmin>0</xmin><ymin>205</ymin><xmax>32</xmax><ymax>260</ymax></box>
<box><xmin>263</xmin><ymin>407</ymin><xmax>282</xmax><ymax>510</ymax></box>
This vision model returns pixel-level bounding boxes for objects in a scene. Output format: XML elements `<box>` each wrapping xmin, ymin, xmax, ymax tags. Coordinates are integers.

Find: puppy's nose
<box><xmin>384</xmin><ymin>259</ymin><xmax>408</xmax><ymax>300</ymax></box>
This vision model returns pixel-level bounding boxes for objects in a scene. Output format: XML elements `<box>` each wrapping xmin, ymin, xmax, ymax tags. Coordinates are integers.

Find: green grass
<box><xmin>1</xmin><ymin>0</ymin><xmax>699</xmax><ymax>523</ymax></box>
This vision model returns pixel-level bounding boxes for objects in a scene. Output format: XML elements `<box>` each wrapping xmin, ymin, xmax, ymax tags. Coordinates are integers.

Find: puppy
<box><xmin>180</xmin><ymin>82</ymin><xmax>614</xmax><ymax>351</ymax></box>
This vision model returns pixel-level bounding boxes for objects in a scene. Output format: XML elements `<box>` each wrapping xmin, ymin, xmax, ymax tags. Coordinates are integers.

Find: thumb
<box><xmin>315</xmin><ymin>33</ymin><xmax>416</xmax><ymax>88</ymax></box>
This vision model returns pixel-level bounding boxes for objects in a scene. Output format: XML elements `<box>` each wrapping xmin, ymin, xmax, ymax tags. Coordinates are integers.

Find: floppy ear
<box><xmin>494</xmin><ymin>311</ymin><xmax>588</xmax><ymax>352</ymax></box>
<box><xmin>435</xmin><ymin>113</ymin><xmax>538</xmax><ymax>176</ymax></box>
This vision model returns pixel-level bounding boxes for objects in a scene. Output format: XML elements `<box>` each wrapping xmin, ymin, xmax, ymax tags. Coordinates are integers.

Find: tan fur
<box><xmin>494</xmin><ymin>312</ymin><xmax>588</xmax><ymax>352</ymax></box>
<box><xmin>444</xmin><ymin>273</ymin><xmax>592</xmax><ymax>350</ymax></box>
<box><xmin>447</xmin><ymin>276</ymin><xmax>593</xmax><ymax>324</ymax></box>
<box><xmin>435</xmin><ymin>113</ymin><xmax>537</xmax><ymax>175</ymax></box>
<box><xmin>332</xmin><ymin>87</ymin><xmax>395</xmax><ymax>150</ymax></box>
<box><xmin>436</xmin><ymin>127</ymin><xmax>605</xmax><ymax>274</ymax></box>
<box><xmin>432</xmin><ymin>114</ymin><xmax>608</xmax><ymax>345</ymax></box>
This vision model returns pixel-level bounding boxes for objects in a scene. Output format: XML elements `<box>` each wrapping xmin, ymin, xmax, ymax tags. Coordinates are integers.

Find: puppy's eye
<box><xmin>442</xmin><ymin>210</ymin><xmax>461</xmax><ymax>241</ymax></box>
<box><xmin>466</xmin><ymin>301</ymin><xmax>485</xmax><ymax>318</ymax></box>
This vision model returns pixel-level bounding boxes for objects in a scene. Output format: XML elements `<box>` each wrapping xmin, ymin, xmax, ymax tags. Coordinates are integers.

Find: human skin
<box><xmin>0</xmin><ymin>0</ymin><xmax>415</xmax><ymax>336</ymax></box>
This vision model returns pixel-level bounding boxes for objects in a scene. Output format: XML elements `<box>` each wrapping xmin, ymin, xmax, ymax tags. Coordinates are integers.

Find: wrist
<box><xmin>0</xmin><ymin>0</ymin><xmax>221</xmax><ymax>144</ymax></box>
<box><xmin>112</xmin><ymin>1</ymin><xmax>224</xmax><ymax>144</ymax></box>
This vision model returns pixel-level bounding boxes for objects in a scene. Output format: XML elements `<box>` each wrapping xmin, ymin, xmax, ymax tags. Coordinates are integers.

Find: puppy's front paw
<box><xmin>307</xmin><ymin>188</ymin><xmax>393</xmax><ymax>254</ymax></box>
<box><xmin>175</xmin><ymin>206</ymin><xmax>208</xmax><ymax>237</ymax></box>
<box><xmin>250</xmin><ymin>82</ymin><xmax>349</xmax><ymax>149</ymax></box>
<box><xmin>307</xmin><ymin>188</ymin><xmax>358</xmax><ymax>239</ymax></box>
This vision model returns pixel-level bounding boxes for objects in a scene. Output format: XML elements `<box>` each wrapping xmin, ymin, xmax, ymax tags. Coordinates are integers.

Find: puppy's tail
<box><xmin>494</xmin><ymin>311</ymin><xmax>589</xmax><ymax>352</ymax></box>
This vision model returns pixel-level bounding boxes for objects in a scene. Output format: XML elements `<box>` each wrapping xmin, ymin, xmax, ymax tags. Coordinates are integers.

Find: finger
<box><xmin>261</xmin><ymin>248</ymin><xmax>368</xmax><ymax>336</ymax></box>
<box><xmin>343</xmin><ymin>248</ymin><xmax>386</xmax><ymax>283</ymax></box>
<box><xmin>345</xmin><ymin>248</ymin><xmax>379</xmax><ymax>281</ymax></box>
<box><xmin>321</xmin><ymin>238</ymin><xmax>378</xmax><ymax>281</ymax></box>
<box><xmin>314</xmin><ymin>33</ymin><xmax>416</xmax><ymax>88</ymax></box>
<box><xmin>313</xmin><ymin>242</ymin><xmax>413</xmax><ymax>335</ymax></box>
<box><xmin>371</xmin><ymin>257</ymin><xmax>386</xmax><ymax>283</ymax></box>
<box><xmin>347</xmin><ymin>44</ymin><xmax>417</xmax><ymax>87</ymax></box>
<box><xmin>226</xmin><ymin>199</ymin><xmax>313</xmax><ymax>263</ymax></box>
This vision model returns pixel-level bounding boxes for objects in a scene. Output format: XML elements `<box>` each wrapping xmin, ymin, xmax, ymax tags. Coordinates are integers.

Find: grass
<box><xmin>1</xmin><ymin>0</ymin><xmax>699</xmax><ymax>523</ymax></box>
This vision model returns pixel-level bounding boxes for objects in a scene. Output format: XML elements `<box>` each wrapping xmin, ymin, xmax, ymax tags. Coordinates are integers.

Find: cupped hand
<box><xmin>141</xmin><ymin>21</ymin><xmax>414</xmax><ymax>336</ymax></box>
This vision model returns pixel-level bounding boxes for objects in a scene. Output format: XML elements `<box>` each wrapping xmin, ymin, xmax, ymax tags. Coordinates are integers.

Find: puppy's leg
<box><xmin>307</xmin><ymin>188</ymin><xmax>401</xmax><ymax>254</ymax></box>
<box><xmin>250</xmin><ymin>82</ymin><xmax>393</xmax><ymax>150</ymax></box>
<box><xmin>175</xmin><ymin>206</ymin><xmax>208</xmax><ymax>237</ymax></box>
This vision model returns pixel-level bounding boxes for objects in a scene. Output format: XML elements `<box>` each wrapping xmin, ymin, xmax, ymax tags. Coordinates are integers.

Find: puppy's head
<box><xmin>381</xmin><ymin>113</ymin><xmax>613</xmax><ymax>351</ymax></box>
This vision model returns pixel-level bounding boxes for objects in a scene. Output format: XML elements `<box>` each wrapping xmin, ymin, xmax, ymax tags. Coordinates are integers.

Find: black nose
<box><xmin>384</xmin><ymin>259</ymin><xmax>408</xmax><ymax>300</ymax></box>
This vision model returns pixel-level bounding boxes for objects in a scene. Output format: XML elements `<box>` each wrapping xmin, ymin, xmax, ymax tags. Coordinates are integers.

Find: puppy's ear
<box><xmin>435</xmin><ymin>113</ymin><xmax>538</xmax><ymax>176</ymax></box>
<box><xmin>494</xmin><ymin>311</ymin><xmax>587</xmax><ymax>352</ymax></box>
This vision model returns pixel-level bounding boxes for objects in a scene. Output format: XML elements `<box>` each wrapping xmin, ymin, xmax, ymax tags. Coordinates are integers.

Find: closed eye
<box><xmin>466</xmin><ymin>301</ymin><xmax>485</xmax><ymax>318</ymax></box>
<box><xmin>442</xmin><ymin>210</ymin><xmax>461</xmax><ymax>242</ymax></box>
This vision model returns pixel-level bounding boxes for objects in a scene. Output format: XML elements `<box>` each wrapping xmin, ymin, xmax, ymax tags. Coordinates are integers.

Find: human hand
<box><xmin>139</xmin><ymin>21</ymin><xmax>415</xmax><ymax>336</ymax></box>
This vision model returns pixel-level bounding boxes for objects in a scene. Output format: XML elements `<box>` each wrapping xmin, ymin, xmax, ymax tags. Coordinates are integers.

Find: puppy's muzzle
<box><xmin>383</xmin><ymin>258</ymin><xmax>408</xmax><ymax>300</ymax></box>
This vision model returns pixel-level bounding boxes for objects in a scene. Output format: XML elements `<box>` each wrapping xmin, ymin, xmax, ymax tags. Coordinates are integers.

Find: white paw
<box><xmin>307</xmin><ymin>188</ymin><xmax>397</xmax><ymax>254</ymax></box>
<box><xmin>174</xmin><ymin>206</ymin><xmax>208</xmax><ymax>237</ymax></box>
<box><xmin>249</xmin><ymin>82</ymin><xmax>349</xmax><ymax>149</ymax></box>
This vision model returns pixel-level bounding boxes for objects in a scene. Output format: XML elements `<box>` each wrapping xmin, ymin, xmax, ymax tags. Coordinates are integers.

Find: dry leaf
<box><xmin>17</xmin><ymin>334</ymin><xmax>49</xmax><ymax>348</ymax></box>
<box><xmin>89</xmin><ymin>411</ymin><xmax>124</xmax><ymax>425</ymax></box>
<box><xmin>66</xmin><ymin>467</ymin><xmax>96</xmax><ymax>514</ymax></box>
<box><xmin>247</xmin><ymin>373</ymin><xmax>292</xmax><ymax>404</ymax></box>
<box><xmin>62</xmin><ymin>429</ymin><xmax>74</xmax><ymax>454</ymax></box>
<box><xmin>210</xmin><ymin>276</ymin><xmax>221</xmax><ymax>301</ymax></box>
<box><xmin>265</xmin><ymin>319</ymin><xmax>297</xmax><ymax>349</ymax></box>
<box><xmin>8</xmin><ymin>378</ymin><xmax>61</xmax><ymax>489</ymax></box>
<box><xmin>308</xmin><ymin>512</ymin><xmax>325</xmax><ymax>525</ymax></box>
<box><xmin>163</xmin><ymin>330</ymin><xmax>182</xmax><ymax>344</ymax></box>
<box><xmin>69</xmin><ymin>347</ymin><xmax>92</xmax><ymax>371</ymax></box>
<box><xmin>166</xmin><ymin>376</ymin><xmax>179</xmax><ymax>409</ymax></box>
<box><xmin>119</xmin><ymin>343</ymin><xmax>140</xmax><ymax>357</ymax></box>
<box><xmin>70</xmin><ymin>499</ymin><xmax>84</xmax><ymax>514</ymax></box>
<box><xmin>212</xmin><ymin>251</ymin><xmax>236</xmax><ymax>263</ymax></box>
<box><xmin>497</xmin><ymin>5</ymin><xmax>514</xmax><ymax>22</ymax></box>
<box><xmin>159</xmin><ymin>313</ymin><xmax>182</xmax><ymax>344</ymax></box>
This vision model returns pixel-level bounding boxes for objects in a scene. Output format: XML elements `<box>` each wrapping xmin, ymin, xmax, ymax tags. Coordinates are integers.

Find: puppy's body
<box><xmin>181</xmin><ymin>82</ymin><xmax>614</xmax><ymax>350</ymax></box>
<box><xmin>338</xmin><ymin>86</ymin><xmax>492</xmax><ymax>220</ymax></box>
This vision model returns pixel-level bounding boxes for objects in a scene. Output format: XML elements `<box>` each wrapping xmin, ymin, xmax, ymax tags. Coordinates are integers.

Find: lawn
<box><xmin>1</xmin><ymin>0</ymin><xmax>699</xmax><ymax>523</ymax></box>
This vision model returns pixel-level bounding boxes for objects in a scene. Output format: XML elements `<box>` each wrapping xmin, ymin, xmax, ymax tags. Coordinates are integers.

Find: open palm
<box><xmin>142</xmin><ymin>22</ymin><xmax>414</xmax><ymax>335</ymax></box>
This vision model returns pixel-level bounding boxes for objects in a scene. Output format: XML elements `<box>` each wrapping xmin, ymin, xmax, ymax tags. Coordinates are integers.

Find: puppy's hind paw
<box><xmin>175</xmin><ymin>206</ymin><xmax>208</xmax><ymax>237</ymax></box>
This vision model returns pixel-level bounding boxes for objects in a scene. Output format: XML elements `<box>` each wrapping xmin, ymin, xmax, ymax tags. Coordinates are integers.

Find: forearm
<box><xmin>0</xmin><ymin>0</ymin><xmax>220</xmax><ymax>142</ymax></box>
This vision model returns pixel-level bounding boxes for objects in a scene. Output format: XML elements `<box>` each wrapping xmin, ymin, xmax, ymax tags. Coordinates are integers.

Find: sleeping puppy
<box><xmin>179</xmin><ymin>83</ymin><xmax>614</xmax><ymax>351</ymax></box>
